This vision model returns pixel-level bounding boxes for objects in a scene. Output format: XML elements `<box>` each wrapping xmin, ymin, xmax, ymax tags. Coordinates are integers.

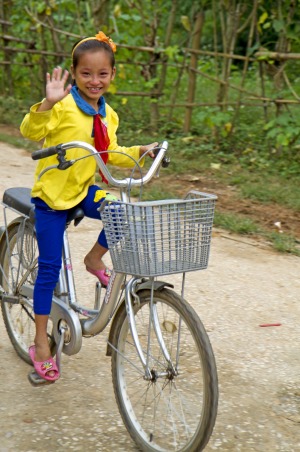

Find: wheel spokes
<box><xmin>118</xmin><ymin>299</ymin><xmax>204</xmax><ymax>450</ymax></box>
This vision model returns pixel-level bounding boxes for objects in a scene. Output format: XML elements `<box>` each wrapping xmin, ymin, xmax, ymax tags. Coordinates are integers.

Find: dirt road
<box><xmin>0</xmin><ymin>142</ymin><xmax>299</xmax><ymax>451</ymax></box>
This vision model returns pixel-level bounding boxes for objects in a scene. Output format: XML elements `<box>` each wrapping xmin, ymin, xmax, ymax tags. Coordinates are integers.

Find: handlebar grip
<box><xmin>31</xmin><ymin>145</ymin><xmax>61</xmax><ymax>160</ymax></box>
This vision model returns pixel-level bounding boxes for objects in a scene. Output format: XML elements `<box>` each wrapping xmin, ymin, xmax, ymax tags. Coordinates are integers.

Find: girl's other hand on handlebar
<box><xmin>139</xmin><ymin>142</ymin><xmax>159</xmax><ymax>159</ymax></box>
<box><xmin>38</xmin><ymin>67</ymin><xmax>72</xmax><ymax>112</ymax></box>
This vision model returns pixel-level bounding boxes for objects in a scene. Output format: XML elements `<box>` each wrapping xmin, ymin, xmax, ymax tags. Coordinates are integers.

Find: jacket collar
<box><xmin>70</xmin><ymin>85</ymin><xmax>106</xmax><ymax>117</ymax></box>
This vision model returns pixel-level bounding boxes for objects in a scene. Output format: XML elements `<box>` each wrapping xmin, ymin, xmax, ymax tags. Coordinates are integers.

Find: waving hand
<box><xmin>38</xmin><ymin>67</ymin><xmax>72</xmax><ymax>112</ymax></box>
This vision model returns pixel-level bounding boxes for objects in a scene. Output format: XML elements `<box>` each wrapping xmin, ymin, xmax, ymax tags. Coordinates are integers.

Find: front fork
<box><xmin>124</xmin><ymin>277</ymin><xmax>178</xmax><ymax>380</ymax></box>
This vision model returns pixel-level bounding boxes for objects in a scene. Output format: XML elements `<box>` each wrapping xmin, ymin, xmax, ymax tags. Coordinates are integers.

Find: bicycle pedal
<box><xmin>28</xmin><ymin>370</ymin><xmax>55</xmax><ymax>386</ymax></box>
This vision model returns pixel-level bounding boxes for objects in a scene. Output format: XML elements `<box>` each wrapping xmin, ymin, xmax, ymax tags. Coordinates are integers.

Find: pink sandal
<box><xmin>86</xmin><ymin>267</ymin><xmax>111</xmax><ymax>287</ymax></box>
<box><xmin>29</xmin><ymin>345</ymin><xmax>60</xmax><ymax>382</ymax></box>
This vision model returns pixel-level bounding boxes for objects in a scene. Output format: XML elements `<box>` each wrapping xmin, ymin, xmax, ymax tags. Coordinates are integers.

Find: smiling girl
<box><xmin>20</xmin><ymin>32</ymin><xmax>157</xmax><ymax>381</ymax></box>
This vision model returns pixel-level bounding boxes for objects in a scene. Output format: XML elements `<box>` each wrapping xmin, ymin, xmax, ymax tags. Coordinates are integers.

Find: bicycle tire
<box><xmin>0</xmin><ymin>222</ymin><xmax>54</xmax><ymax>364</ymax></box>
<box><xmin>110</xmin><ymin>287</ymin><xmax>218</xmax><ymax>452</ymax></box>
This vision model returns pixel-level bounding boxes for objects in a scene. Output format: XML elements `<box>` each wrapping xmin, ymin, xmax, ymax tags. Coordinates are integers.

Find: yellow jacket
<box><xmin>20</xmin><ymin>94</ymin><xmax>142</xmax><ymax>209</ymax></box>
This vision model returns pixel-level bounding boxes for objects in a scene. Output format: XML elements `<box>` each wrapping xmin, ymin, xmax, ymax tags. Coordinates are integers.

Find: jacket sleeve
<box><xmin>106</xmin><ymin>106</ymin><xmax>145</xmax><ymax>168</ymax></box>
<box><xmin>20</xmin><ymin>101</ymin><xmax>63</xmax><ymax>142</ymax></box>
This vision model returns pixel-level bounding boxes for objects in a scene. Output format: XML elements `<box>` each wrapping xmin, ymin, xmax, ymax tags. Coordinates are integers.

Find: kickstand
<box><xmin>28</xmin><ymin>326</ymin><xmax>66</xmax><ymax>386</ymax></box>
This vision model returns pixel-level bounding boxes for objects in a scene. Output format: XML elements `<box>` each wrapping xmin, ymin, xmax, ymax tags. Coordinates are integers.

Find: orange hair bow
<box><xmin>95</xmin><ymin>31</ymin><xmax>117</xmax><ymax>53</ymax></box>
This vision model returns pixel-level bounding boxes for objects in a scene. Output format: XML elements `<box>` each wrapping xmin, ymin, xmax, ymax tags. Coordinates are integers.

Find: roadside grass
<box><xmin>214</xmin><ymin>211</ymin><xmax>261</xmax><ymax>235</ymax></box>
<box><xmin>230</xmin><ymin>175</ymin><xmax>300</xmax><ymax>212</ymax></box>
<box><xmin>213</xmin><ymin>211</ymin><xmax>300</xmax><ymax>256</ymax></box>
<box><xmin>0</xmin><ymin>132</ymin><xmax>39</xmax><ymax>151</ymax></box>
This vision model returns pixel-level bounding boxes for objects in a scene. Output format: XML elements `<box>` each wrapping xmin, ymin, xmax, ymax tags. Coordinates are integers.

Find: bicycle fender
<box><xmin>0</xmin><ymin>225</ymin><xmax>5</xmax><ymax>241</ymax></box>
<box><xmin>106</xmin><ymin>280</ymin><xmax>174</xmax><ymax>357</ymax></box>
<box><xmin>135</xmin><ymin>280</ymin><xmax>174</xmax><ymax>292</ymax></box>
<box><xmin>0</xmin><ymin>216</ymin><xmax>26</xmax><ymax>253</ymax></box>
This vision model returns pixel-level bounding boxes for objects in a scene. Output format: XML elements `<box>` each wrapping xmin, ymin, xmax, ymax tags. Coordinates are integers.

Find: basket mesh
<box><xmin>101</xmin><ymin>191</ymin><xmax>217</xmax><ymax>277</ymax></box>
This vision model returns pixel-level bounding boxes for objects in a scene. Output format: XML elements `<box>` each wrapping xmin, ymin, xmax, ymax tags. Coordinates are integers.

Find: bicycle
<box><xmin>0</xmin><ymin>140</ymin><xmax>218</xmax><ymax>452</ymax></box>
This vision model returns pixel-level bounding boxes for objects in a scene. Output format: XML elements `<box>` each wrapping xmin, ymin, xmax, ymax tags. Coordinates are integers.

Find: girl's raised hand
<box><xmin>45</xmin><ymin>67</ymin><xmax>72</xmax><ymax>104</ymax></box>
<box><xmin>37</xmin><ymin>67</ymin><xmax>72</xmax><ymax>111</ymax></box>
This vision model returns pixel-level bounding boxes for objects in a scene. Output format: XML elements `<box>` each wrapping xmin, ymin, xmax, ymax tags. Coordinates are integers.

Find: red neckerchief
<box><xmin>93</xmin><ymin>115</ymin><xmax>110</xmax><ymax>184</ymax></box>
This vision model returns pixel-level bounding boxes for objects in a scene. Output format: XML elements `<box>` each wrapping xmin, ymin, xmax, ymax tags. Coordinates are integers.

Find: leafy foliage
<box><xmin>1</xmin><ymin>0</ymin><xmax>300</xmax><ymax>180</ymax></box>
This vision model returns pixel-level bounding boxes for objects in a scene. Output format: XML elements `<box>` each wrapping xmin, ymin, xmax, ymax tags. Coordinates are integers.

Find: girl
<box><xmin>20</xmin><ymin>31</ymin><xmax>157</xmax><ymax>382</ymax></box>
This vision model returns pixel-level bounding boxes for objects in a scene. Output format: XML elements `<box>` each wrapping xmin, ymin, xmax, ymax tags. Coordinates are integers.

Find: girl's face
<box><xmin>71</xmin><ymin>50</ymin><xmax>116</xmax><ymax>110</ymax></box>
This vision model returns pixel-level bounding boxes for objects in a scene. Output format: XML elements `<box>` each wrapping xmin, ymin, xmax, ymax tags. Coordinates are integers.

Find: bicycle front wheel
<box><xmin>111</xmin><ymin>287</ymin><xmax>218</xmax><ymax>452</ymax></box>
<box><xmin>0</xmin><ymin>221</ymin><xmax>54</xmax><ymax>364</ymax></box>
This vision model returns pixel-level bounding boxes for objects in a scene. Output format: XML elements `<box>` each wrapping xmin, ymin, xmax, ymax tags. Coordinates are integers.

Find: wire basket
<box><xmin>101</xmin><ymin>191</ymin><xmax>217</xmax><ymax>277</ymax></box>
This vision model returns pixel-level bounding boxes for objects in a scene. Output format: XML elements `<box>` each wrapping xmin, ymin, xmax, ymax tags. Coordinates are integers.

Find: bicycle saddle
<box><xmin>3</xmin><ymin>187</ymin><xmax>33</xmax><ymax>218</ymax></box>
<box><xmin>2</xmin><ymin>187</ymin><xmax>85</xmax><ymax>227</ymax></box>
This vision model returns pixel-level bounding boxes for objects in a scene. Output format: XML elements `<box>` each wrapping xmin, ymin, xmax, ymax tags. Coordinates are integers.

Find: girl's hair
<box><xmin>72</xmin><ymin>39</ymin><xmax>115</xmax><ymax>70</ymax></box>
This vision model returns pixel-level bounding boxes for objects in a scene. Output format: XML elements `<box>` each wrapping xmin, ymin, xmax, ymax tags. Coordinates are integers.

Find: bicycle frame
<box><xmin>53</xmin><ymin>212</ymin><xmax>177</xmax><ymax>380</ymax></box>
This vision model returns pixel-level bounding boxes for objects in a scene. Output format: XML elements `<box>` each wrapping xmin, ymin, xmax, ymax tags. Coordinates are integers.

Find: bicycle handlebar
<box><xmin>31</xmin><ymin>140</ymin><xmax>169</xmax><ymax>189</ymax></box>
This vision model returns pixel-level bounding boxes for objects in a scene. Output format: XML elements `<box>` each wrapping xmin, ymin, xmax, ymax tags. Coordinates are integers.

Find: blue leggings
<box><xmin>33</xmin><ymin>185</ymin><xmax>109</xmax><ymax>315</ymax></box>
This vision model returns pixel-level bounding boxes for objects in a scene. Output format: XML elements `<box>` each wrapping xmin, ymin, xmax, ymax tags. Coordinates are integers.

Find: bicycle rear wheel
<box><xmin>110</xmin><ymin>287</ymin><xmax>218</xmax><ymax>452</ymax></box>
<box><xmin>0</xmin><ymin>221</ymin><xmax>54</xmax><ymax>364</ymax></box>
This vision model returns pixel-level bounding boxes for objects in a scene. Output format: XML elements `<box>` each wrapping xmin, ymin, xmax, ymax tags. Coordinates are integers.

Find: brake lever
<box><xmin>37</xmin><ymin>148</ymin><xmax>75</xmax><ymax>180</ymax></box>
<box><xmin>57</xmin><ymin>160</ymin><xmax>74</xmax><ymax>170</ymax></box>
<box><xmin>57</xmin><ymin>147</ymin><xmax>74</xmax><ymax>170</ymax></box>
